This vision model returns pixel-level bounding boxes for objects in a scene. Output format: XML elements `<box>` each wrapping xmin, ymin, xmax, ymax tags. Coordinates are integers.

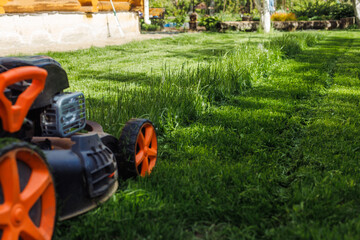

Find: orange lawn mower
<box><xmin>0</xmin><ymin>56</ymin><xmax>158</xmax><ymax>240</ymax></box>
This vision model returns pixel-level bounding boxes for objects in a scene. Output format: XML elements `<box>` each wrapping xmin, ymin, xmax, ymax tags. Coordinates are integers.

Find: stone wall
<box><xmin>220</xmin><ymin>17</ymin><xmax>356</xmax><ymax>32</ymax></box>
<box><xmin>220</xmin><ymin>21</ymin><xmax>259</xmax><ymax>31</ymax></box>
<box><xmin>273</xmin><ymin>18</ymin><xmax>356</xmax><ymax>30</ymax></box>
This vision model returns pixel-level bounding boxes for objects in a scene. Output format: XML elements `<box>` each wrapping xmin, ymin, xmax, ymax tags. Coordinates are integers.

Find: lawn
<box><xmin>49</xmin><ymin>30</ymin><xmax>360</xmax><ymax>239</ymax></box>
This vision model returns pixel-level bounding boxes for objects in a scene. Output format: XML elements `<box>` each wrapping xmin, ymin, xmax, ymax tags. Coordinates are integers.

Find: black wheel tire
<box><xmin>118</xmin><ymin>119</ymin><xmax>158</xmax><ymax>178</ymax></box>
<box><xmin>0</xmin><ymin>140</ymin><xmax>56</xmax><ymax>240</ymax></box>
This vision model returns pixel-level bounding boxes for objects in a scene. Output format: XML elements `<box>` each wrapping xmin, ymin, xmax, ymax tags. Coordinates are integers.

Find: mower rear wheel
<box><xmin>119</xmin><ymin>119</ymin><xmax>158</xmax><ymax>177</ymax></box>
<box><xmin>0</xmin><ymin>142</ymin><xmax>56</xmax><ymax>240</ymax></box>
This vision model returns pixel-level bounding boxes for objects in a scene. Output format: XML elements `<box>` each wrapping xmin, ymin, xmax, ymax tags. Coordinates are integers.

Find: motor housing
<box><xmin>40</xmin><ymin>92</ymin><xmax>86</xmax><ymax>137</ymax></box>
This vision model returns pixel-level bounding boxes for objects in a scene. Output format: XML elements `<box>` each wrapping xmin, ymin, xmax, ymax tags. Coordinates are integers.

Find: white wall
<box><xmin>0</xmin><ymin>12</ymin><xmax>140</xmax><ymax>55</ymax></box>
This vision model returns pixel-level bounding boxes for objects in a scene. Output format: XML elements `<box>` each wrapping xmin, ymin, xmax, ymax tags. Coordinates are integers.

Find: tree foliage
<box><xmin>150</xmin><ymin>0</ymin><xmax>250</xmax><ymax>15</ymax></box>
<box><xmin>151</xmin><ymin>0</ymin><xmax>355</xmax><ymax>21</ymax></box>
<box><xmin>150</xmin><ymin>0</ymin><xmax>357</xmax><ymax>28</ymax></box>
<box><xmin>292</xmin><ymin>0</ymin><xmax>354</xmax><ymax>20</ymax></box>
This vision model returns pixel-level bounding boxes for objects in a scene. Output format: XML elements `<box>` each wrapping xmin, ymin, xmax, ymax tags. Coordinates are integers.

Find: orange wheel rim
<box><xmin>135</xmin><ymin>123</ymin><xmax>158</xmax><ymax>177</ymax></box>
<box><xmin>0</xmin><ymin>148</ymin><xmax>56</xmax><ymax>240</ymax></box>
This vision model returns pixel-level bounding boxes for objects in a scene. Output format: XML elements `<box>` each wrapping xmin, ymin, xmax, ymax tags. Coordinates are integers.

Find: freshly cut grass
<box><xmin>46</xmin><ymin>30</ymin><xmax>360</xmax><ymax>239</ymax></box>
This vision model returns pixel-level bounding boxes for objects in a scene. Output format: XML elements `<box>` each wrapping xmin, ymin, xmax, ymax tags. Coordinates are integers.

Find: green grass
<box><xmin>45</xmin><ymin>30</ymin><xmax>360</xmax><ymax>239</ymax></box>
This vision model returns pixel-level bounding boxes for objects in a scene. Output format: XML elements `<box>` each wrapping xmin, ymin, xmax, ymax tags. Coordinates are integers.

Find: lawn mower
<box><xmin>0</xmin><ymin>55</ymin><xmax>158</xmax><ymax>240</ymax></box>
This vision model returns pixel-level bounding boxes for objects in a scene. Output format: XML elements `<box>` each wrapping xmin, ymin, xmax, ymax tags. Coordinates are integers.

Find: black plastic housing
<box><xmin>0</xmin><ymin>55</ymin><xmax>69</xmax><ymax>109</ymax></box>
<box><xmin>44</xmin><ymin>133</ymin><xmax>118</xmax><ymax>220</ymax></box>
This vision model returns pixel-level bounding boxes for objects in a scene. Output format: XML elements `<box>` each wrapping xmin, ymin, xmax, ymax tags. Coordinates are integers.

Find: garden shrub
<box><xmin>199</xmin><ymin>16</ymin><xmax>221</xmax><ymax>31</ymax></box>
<box><xmin>297</xmin><ymin>16</ymin><xmax>309</xmax><ymax>21</ymax></box>
<box><xmin>173</xmin><ymin>14</ymin><xmax>186</xmax><ymax>27</ymax></box>
<box><xmin>309</xmin><ymin>15</ymin><xmax>328</xmax><ymax>20</ymax></box>
<box><xmin>140</xmin><ymin>19</ymin><xmax>164</xmax><ymax>31</ymax></box>
<box><xmin>141</xmin><ymin>23</ymin><xmax>159</xmax><ymax>31</ymax></box>
<box><xmin>328</xmin><ymin>3</ymin><xmax>354</xmax><ymax>20</ymax></box>
<box><xmin>293</xmin><ymin>0</ymin><xmax>354</xmax><ymax>20</ymax></box>
<box><xmin>346</xmin><ymin>24</ymin><xmax>359</xmax><ymax>30</ymax></box>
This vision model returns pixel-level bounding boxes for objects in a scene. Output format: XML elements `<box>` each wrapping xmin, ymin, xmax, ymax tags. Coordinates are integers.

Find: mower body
<box><xmin>0</xmin><ymin>56</ymin><xmax>120</xmax><ymax>220</ymax></box>
<box><xmin>0</xmin><ymin>55</ymin><xmax>158</xmax><ymax>240</ymax></box>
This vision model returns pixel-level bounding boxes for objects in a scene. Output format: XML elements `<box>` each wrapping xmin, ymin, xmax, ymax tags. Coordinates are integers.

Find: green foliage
<box><xmin>346</xmin><ymin>24</ymin><xmax>359</xmax><ymax>30</ymax></box>
<box><xmin>328</xmin><ymin>2</ymin><xmax>354</xmax><ymax>20</ymax></box>
<box><xmin>199</xmin><ymin>16</ymin><xmax>221</xmax><ymax>31</ymax></box>
<box><xmin>151</xmin><ymin>18</ymin><xmax>165</xmax><ymax>27</ymax></box>
<box><xmin>297</xmin><ymin>16</ymin><xmax>309</xmax><ymax>21</ymax></box>
<box><xmin>140</xmin><ymin>19</ymin><xmax>164</xmax><ymax>31</ymax></box>
<box><xmin>173</xmin><ymin>13</ymin><xmax>186</xmax><ymax>26</ymax></box>
<box><xmin>150</xmin><ymin>0</ymin><xmax>246</xmax><ymax>16</ymax></box>
<box><xmin>151</xmin><ymin>0</ymin><xmax>354</xmax><ymax>20</ymax></box>
<box><xmin>151</xmin><ymin>0</ymin><xmax>176</xmax><ymax>14</ymax></box>
<box><xmin>216</xmin><ymin>12</ymin><xmax>241</xmax><ymax>22</ymax></box>
<box><xmin>141</xmin><ymin>23</ymin><xmax>159</xmax><ymax>31</ymax></box>
<box><xmin>293</xmin><ymin>0</ymin><xmax>354</xmax><ymax>20</ymax></box>
<box><xmin>309</xmin><ymin>15</ymin><xmax>329</xmax><ymax>20</ymax></box>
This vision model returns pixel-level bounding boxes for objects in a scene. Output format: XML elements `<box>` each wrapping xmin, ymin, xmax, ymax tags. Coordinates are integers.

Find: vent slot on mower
<box><xmin>88</xmin><ymin>147</ymin><xmax>116</xmax><ymax>197</ymax></box>
<box><xmin>71</xmin><ymin>134</ymin><xmax>117</xmax><ymax>198</ymax></box>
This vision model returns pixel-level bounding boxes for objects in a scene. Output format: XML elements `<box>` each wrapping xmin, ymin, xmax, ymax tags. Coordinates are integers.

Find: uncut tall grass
<box><xmin>85</xmin><ymin>35</ymin><xmax>311</xmax><ymax>136</ymax></box>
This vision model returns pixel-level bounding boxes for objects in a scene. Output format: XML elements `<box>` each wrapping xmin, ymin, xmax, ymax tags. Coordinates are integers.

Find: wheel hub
<box><xmin>11</xmin><ymin>204</ymin><xmax>25</xmax><ymax>226</ymax></box>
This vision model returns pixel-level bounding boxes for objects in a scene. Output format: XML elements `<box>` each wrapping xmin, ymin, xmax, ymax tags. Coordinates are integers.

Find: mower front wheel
<box><xmin>0</xmin><ymin>142</ymin><xmax>56</xmax><ymax>240</ymax></box>
<box><xmin>119</xmin><ymin>119</ymin><xmax>158</xmax><ymax>177</ymax></box>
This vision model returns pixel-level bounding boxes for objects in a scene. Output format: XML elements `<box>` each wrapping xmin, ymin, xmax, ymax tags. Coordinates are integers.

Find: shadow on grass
<box><xmin>75</xmin><ymin>70</ymin><xmax>153</xmax><ymax>84</ymax></box>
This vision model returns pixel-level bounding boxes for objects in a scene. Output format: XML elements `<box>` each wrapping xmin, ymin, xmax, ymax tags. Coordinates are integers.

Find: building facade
<box><xmin>0</xmin><ymin>0</ymin><xmax>144</xmax><ymax>14</ymax></box>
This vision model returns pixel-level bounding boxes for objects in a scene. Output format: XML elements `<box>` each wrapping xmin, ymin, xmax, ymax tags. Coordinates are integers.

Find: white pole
<box><xmin>110</xmin><ymin>0</ymin><xmax>125</xmax><ymax>37</ymax></box>
<box><xmin>144</xmin><ymin>0</ymin><xmax>151</xmax><ymax>24</ymax></box>
<box><xmin>263</xmin><ymin>0</ymin><xmax>271</xmax><ymax>33</ymax></box>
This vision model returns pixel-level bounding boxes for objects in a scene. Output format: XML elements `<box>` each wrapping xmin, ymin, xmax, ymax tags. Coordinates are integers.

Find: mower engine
<box><xmin>40</xmin><ymin>92</ymin><xmax>86</xmax><ymax>137</ymax></box>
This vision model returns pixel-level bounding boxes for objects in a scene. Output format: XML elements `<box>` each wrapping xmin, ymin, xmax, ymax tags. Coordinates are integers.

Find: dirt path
<box><xmin>1</xmin><ymin>33</ymin><xmax>179</xmax><ymax>56</ymax></box>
